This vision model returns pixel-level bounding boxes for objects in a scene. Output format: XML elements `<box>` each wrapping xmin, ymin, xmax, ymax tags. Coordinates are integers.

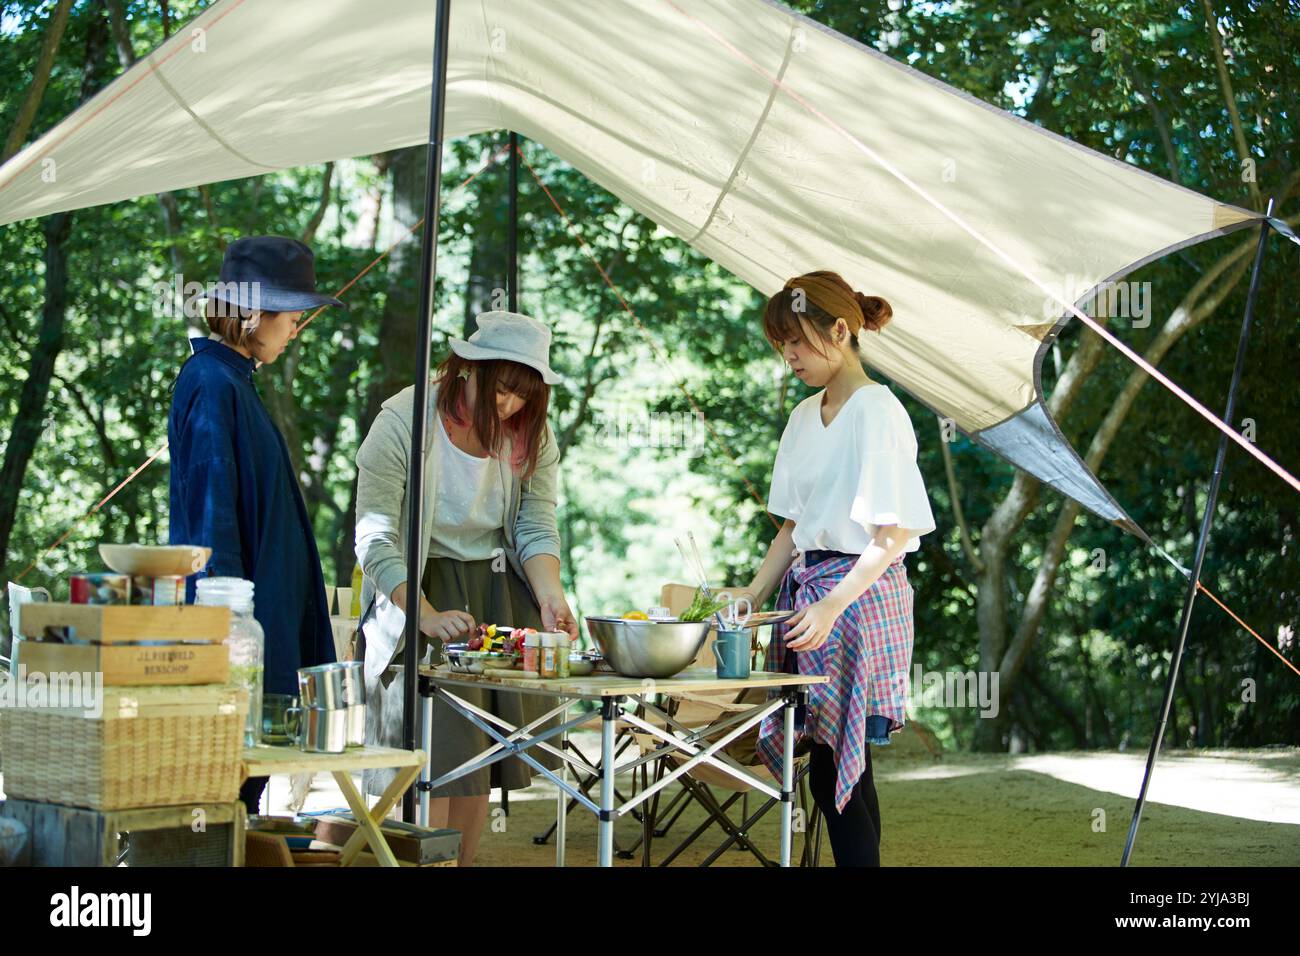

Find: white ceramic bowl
<box><xmin>98</xmin><ymin>544</ymin><xmax>212</xmax><ymax>577</ymax></box>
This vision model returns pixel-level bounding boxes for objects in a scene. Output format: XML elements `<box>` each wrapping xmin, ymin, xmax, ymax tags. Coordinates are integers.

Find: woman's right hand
<box><xmin>419</xmin><ymin>608</ymin><xmax>477</xmax><ymax>642</ymax></box>
<box><xmin>391</xmin><ymin>582</ymin><xmax>476</xmax><ymax>641</ymax></box>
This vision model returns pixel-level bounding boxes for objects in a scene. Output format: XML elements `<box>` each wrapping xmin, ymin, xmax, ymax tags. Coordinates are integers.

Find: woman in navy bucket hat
<box><xmin>168</xmin><ymin>236</ymin><xmax>345</xmax><ymax>814</ymax></box>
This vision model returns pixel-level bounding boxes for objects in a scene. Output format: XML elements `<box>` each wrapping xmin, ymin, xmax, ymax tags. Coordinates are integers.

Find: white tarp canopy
<box><xmin>0</xmin><ymin>0</ymin><xmax>1264</xmax><ymax>538</ymax></box>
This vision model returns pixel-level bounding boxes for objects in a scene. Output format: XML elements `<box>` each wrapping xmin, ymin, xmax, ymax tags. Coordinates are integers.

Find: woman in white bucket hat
<box><xmin>354</xmin><ymin>310</ymin><xmax>574</xmax><ymax>865</ymax></box>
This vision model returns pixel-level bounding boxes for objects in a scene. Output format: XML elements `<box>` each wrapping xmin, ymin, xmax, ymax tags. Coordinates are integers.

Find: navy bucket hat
<box><xmin>206</xmin><ymin>236</ymin><xmax>346</xmax><ymax>313</ymax></box>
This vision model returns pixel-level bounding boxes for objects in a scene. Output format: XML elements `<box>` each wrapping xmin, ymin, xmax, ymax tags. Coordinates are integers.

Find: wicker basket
<box><xmin>0</xmin><ymin>684</ymin><xmax>248</xmax><ymax>810</ymax></box>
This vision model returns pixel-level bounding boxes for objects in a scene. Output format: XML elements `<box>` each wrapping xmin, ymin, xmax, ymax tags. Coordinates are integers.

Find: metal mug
<box><xmin>298</xmin><ymin>705</ymin><xmax>349</xmax><ymax>754</ymax></box>
<box><xmin>712</xmin><ymin>628</ymin><xmax>751</xmax><ymax>679</ymax></box>
<box><xmin>297</xmin><ymin>661</ymin><xmax>364</xmax><ymax>709</ymax></box>
<box><xmin>345</xmin><ymin>702</ymin><xmax>366</xmax><ymax>748</ymax></box>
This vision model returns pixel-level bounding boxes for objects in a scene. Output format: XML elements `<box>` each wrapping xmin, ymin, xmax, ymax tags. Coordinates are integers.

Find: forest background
<box><xmin>0</xmin><ymin>0</ymin><xmax>1296</xmax><ymax>753</ymax></box>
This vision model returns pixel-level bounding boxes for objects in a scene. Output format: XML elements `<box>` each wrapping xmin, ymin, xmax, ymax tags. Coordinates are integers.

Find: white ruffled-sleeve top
<box><xmin>767</xmin><ymin>384</ymin><xmax>936</xmax><ymax>555</ymax></box>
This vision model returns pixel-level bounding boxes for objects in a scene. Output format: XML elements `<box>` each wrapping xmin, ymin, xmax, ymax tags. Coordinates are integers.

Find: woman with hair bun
<box><xmin>735</xmin><ymin>270</ymin><xmax>936</xmax><ymax>866</ymax></box>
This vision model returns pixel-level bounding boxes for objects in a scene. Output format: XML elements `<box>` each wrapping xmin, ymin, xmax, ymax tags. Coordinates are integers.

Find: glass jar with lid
<box><xmin>197</xmin><ymin>576</ymin><xmax>264</xmax><ymax>746</ymax></box>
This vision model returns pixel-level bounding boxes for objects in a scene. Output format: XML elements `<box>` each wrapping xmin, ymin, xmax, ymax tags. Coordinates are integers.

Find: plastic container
<box><xmin>350</xmin><ymin>562</ymin><xmax>363</xmax><ymax>617</ymax></box>
<box><xmin>197</xmin><ymin>577</ymin><xmax>264</xmax><ymax>747</ymax></box>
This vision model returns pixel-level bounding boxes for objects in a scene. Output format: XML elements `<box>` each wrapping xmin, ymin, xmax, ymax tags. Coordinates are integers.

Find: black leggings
<box><xmin>808</xmin><ymin>741</ymin><xmax>881</xmax><ymax>866</ymax></box>
<box><xmin>239</xmin><ymin>776</ymin><xmax>268</xmax><ymax>817</ymax></box>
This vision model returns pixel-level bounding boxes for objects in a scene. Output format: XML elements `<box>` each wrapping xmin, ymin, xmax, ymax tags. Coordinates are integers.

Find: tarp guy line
<box><xmin>0</xmin><ymin>0</ymin><xmax>252</xmax><ymax>197</ymax></box>
<box><xmin>14</xmin><ymin>140</ymin><xmax>512</xmax><ymax>579</ymax></box>
<box><xmin>666</xmin><ymin>0</ymin><xmax>1300</xmax><ymax>499</ymax></box>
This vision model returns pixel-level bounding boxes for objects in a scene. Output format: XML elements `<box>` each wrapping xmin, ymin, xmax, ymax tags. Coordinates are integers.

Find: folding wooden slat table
<box><xmin>241</xmin><ymin>744</ymin><xmax>425</xmax><ymax>867</ymax></box>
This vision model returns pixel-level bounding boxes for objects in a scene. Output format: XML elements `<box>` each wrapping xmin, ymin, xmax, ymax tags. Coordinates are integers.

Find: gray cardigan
<box><xmin>353</xmin><ymin>381</ymin><xmax>562</xmax><ymax>690</ymax></box>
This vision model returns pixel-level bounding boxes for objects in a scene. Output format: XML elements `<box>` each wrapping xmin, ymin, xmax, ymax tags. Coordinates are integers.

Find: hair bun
<box><xmin>855</xmin><ymin>292</ymin><xmax>892</xmax><ymax>332</ymax></box>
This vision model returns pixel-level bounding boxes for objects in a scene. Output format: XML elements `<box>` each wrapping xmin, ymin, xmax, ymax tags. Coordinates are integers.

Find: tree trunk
<box><xmin>969</xmin><ymin>470</ymin><xmax>1040</xmax><ymax>751</ymax></box>
<box><xmin>463</xmin><ymin>235</ymin><xmax>504</xmax><ymax>338</ymax></box>
<box><xmin>361</xmin><ymin>146</ymin><xmax>426</xmax><ymax>434</ymax></box>
<box><xmin>1077</xmin><ymin>633</ymin><xmax>1115</xmax><ymax>747</ymax></box>
<box><xmin>1</xmin><ymin>0</ymin><xmax>76</xmax><ymax>163</ymax></box>
<box><xmin>335</xmin><ymin>147</ymin><xmax>427</xmax><ymax>583</ymax></box>
<box><xmin>0</xmin><ymin>5</ymin><xmax>110</xmax><ymax>584</ymax></box>
<box><xmin>0</xmin><ymin>211</ymin><xmax>72</xmax><ymax>582</ymax></box>
<box><xmin>967</xmin><ymin>197</ymin><xmax>1299</xmax><ymax>751</ymax></box>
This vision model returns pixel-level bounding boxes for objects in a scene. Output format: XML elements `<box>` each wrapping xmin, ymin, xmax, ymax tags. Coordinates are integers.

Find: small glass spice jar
<box><xmin>539</xmin><ymin>633</ymin><xmax>558</xmax><ymax>678</ymax></box>
<box><xmin>555</xmin><ymin>633</ymin><xmax>572</xmax><ymax>678</ymax></box>
<box><xmin>522</xmin><ymin>631</ymin><xmax>541</xmax><ymax>673</ymax></box>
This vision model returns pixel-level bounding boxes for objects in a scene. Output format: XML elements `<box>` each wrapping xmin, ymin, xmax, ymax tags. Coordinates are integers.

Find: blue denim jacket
<box><xmin>168</xmin><ymin>336</ymin><xmax>334</xmax><ymax>694</ymax></box>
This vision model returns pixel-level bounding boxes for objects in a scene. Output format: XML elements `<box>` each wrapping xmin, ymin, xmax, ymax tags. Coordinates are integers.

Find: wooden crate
<box><xmin>245</xmin><ymin>835</ymin><xmax>457</xmax><ymax>868</ymax></box>
<box><xmin>348</xmin><ymin>853</ymin><xmax>457</xmax><ymax>867</ymax></box>
<box><xmin>314</xmin><ymin>814</ymin><xmax>461</xmax><ymax>865</ymax></box>
<box><xmin>13</xmin><ymin>640</ymin><xmax>229</xmax><ymax>685</ymax></box>
<box><xmin>0</xmin><ymin>799</ymin><xmax>245</xmax><ymax>866</ymax></box>
<box><xmin>18</xmin><ymin>603</ymin><xmax>229</xmax><ymax>644</ymax></box>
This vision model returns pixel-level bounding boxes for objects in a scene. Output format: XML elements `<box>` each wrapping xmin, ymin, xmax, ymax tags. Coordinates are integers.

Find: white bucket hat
<box><xmin>448</xmin><ymin>311</ymin><xmax>562</xmax><ymax>385</ymax></box>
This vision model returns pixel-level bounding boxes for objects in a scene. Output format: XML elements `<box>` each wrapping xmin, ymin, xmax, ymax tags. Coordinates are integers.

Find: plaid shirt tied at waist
<box><xmin>755</xmin><ymin>551</ymin><xmax>915</xmax><ymax>813</ymax></box>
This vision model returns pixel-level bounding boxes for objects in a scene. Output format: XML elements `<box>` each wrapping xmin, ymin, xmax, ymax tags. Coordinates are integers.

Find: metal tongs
<box><xmin>674</xmin><ymin>532</ymin><xmax>728</xmax><ymax>631</ymax></box>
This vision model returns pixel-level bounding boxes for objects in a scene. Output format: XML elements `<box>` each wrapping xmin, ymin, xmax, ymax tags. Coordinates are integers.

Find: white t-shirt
<box><xmin>428</xmin><ymin>413</ymin><xmax>506</xmax><ymax>561</ymax></box>
<box><xmin>767</xmin><ymin>384</ymin><xmax>936</xmax><ymax>555</ymax></box>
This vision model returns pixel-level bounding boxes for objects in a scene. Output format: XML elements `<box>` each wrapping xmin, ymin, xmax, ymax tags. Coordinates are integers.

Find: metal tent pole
<box><xmin>508</xmin><ymin>130</ymin><xmax>519</xmax><ymax>312</ymax></box>
<box><xmin>401</xmin><ymin>0</ymin><xmax>454</xmax><ymax>823</ymax></box>
<box><xmin>1120</xmin><ymin>198</ymin><xmax>1275</xmax><ymax>865</ymax></box>
<box><xmin>498</xmin><ymin>129</ymin><xmax>521</xmax><ymax>823</ymax></box>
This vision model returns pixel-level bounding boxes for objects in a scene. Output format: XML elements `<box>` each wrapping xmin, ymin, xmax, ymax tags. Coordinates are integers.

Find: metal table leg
<box><xmin>780</xmin><ymin>690</ymin><xmax>796</xmax><ymax>867</ymax></box>
<box><xmin>419</xmin><ymin>688</ymin><xmax>433</xmax><ymax>827</ymax></box>
<box><xmin>598</xmin><ymin>696</ymin><xmax>619</xmax><ymax>866</ymax></box>
<box><xmin>555</xmin><ymin>697</ymin><xmax>569</xmax><ymax>867</ymax></box>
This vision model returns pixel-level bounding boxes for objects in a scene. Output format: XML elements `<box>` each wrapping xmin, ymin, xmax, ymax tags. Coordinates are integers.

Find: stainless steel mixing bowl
<box><xmin>584</xmin><ymin>617</ymin><xmax>710</xmax><ymax>678</ymax></box>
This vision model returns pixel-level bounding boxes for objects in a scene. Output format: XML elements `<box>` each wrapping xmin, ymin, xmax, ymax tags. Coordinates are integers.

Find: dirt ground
<box><xmin>270</xmin><ymin>731</ymin><xmax>1300</xmax><ymax>867</ymax></box>
<box><xmin>5</xmin><ymin>729</ymin><xmax>1293</xmax><ymax>866</ymax></box>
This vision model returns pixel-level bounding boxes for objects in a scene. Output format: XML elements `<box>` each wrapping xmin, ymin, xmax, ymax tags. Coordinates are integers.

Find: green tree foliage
<box><xmin>0</xmin><ymin>0</ymin><xmax>1295</xmax><ymax>752</ymax></box>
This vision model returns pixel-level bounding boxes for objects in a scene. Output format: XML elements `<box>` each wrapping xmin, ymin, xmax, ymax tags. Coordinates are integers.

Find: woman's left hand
<box><xmin>539</xmin><ymin>594</ymin><xmax>580</xmax><ymax>640</ymax></box>
<box><xmin>783</xmin><ymin>598</ymin><xmax>843</xmax><ymax>652</ymax></box>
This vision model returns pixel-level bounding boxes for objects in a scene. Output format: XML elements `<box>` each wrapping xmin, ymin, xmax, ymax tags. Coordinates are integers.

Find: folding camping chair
<box><xmin>623</xmin><ymin>583</ymin><xmax>824</xmax><ymax>867</ymax></box>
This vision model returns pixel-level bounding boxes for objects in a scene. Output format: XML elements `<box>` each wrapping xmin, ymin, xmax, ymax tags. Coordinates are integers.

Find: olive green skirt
<box><xmin>362</xmin><ymin>555</ymin><xmax>561</xmax><ymax>798</ymax></box>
